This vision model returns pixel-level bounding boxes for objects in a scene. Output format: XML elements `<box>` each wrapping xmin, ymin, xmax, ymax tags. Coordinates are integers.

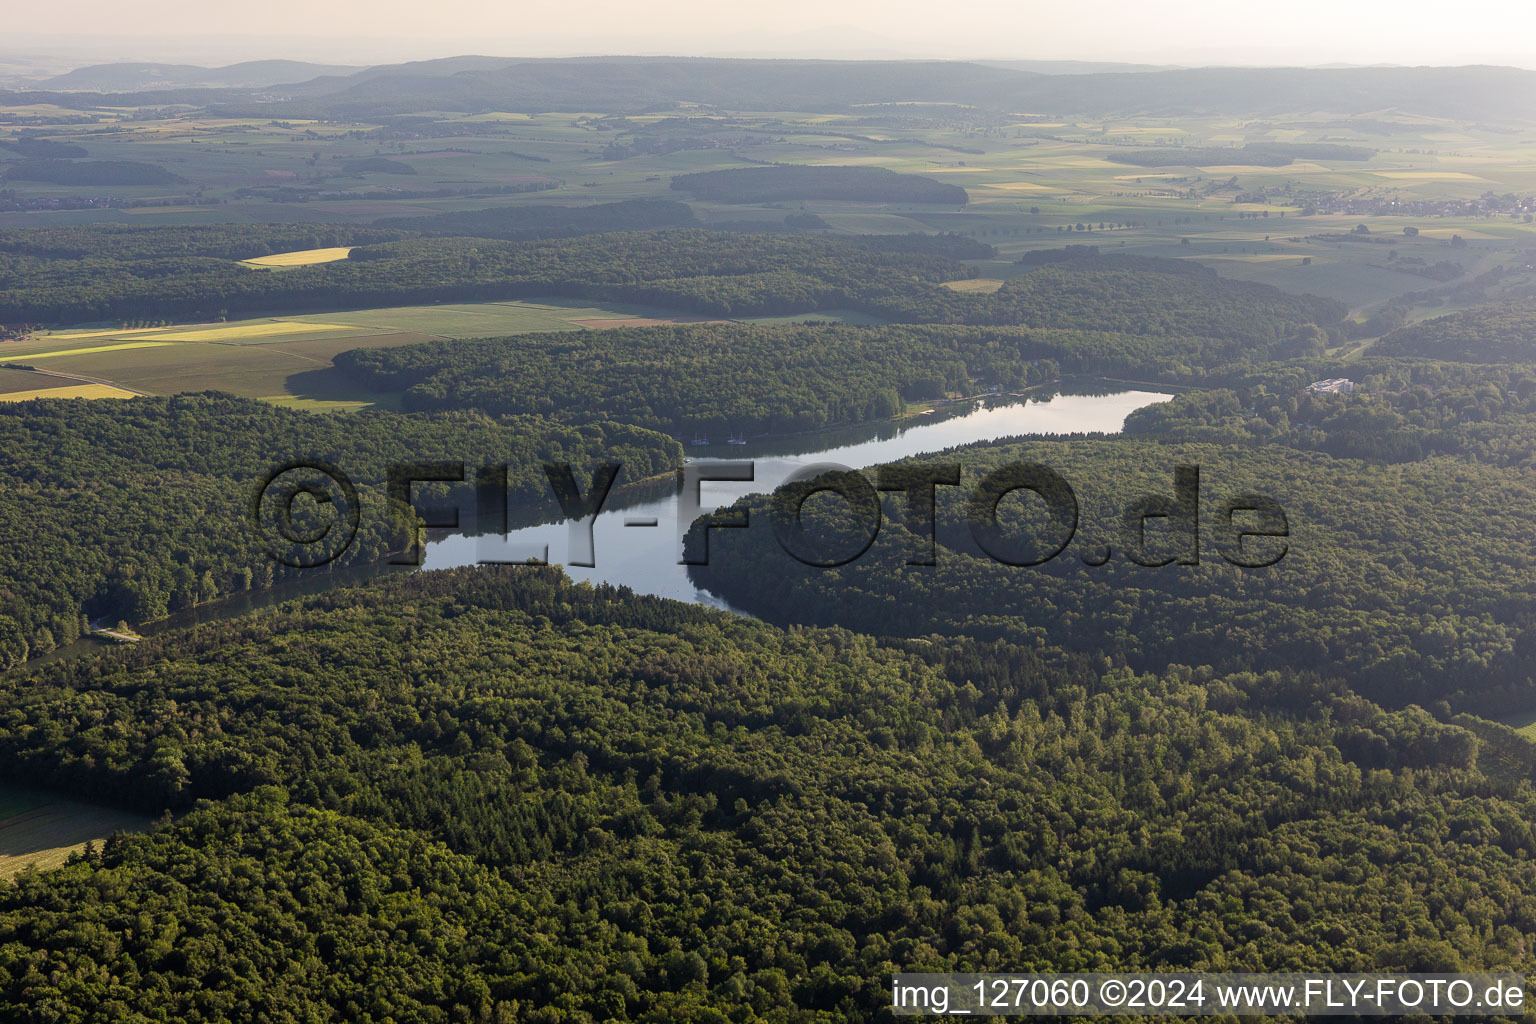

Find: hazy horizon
<box><xmin>5</xmin><ymin>0</ymin><xmax>1536</xmax><ymax>72</ymax></box>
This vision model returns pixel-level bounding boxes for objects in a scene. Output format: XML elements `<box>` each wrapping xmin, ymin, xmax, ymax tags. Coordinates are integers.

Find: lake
<box><xmin>423</xmin><ymin>385</ymin><xmax>1174</xmax><ymax>611</ymax></box>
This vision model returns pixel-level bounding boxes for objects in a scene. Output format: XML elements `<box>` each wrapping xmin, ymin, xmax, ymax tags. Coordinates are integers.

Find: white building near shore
<box><xmin>1306</xmin><ymin>378</ymin><xmax>1356</xmax><ymax>395</ymax></box>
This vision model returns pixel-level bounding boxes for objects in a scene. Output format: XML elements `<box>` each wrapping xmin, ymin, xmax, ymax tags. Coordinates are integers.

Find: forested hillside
<box><xmin>0</xmin><ymin>568</ymin><xmax>1531</xmax><ymax>1021</ymax></box>
<box><xmin>0</xmin><ymin>223</ymin><xmax>411</xmax><ymax>261</ymax></box>
<box><xmin>1102</xmin><ymin>142</ymin><xmax>1375</xmax><ymax>167</ymax></box>
<box><xmin>336</xmin><ymin>322</ymin><xmax>1079</xmax><ymax>433</ymax></box>
<box><xmin>1376</xmin><ymin>300</ymin><xmax>1536</xmax><ymax>363</ymax></box>
<box><xmin>0</xmin><ymin>159</ymin><xmax>185</xmax><ymax>186</ymax></box>
<box><xmin>0</xmin><ymin>228</ymin><xmax>972</xmax><ymax>324</ymax></box>
<box><xmin>6</xmin><ymin>49</ymin><xmax>1536</xmax><ymax>1024</ymax></box>
<box><xmin>690</xmin><ymin>437</ymin><xmax>1536</xmax><ymax>713</ymax></box>
<box><xmin>1123</xmin><ymin>359</ymin><xmax>1536</xmax><ymax>464</ymax></box>
<box><xmin>330</xmin><ymin>255</ymin><xmax>1345</xmax><ymax>429</ymax></box>
<box><xmin>0</xmin><ymin>394</ymin><xmax>679</xmax><ymax>669</ymax></box>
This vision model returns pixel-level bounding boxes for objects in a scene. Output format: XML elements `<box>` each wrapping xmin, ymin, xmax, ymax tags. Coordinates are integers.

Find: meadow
<box><xmin>5</xmin><ymin>297</ymin><xmax>723</xmax><ymax>403</ymax></box>
<box><xmin>0</xmin><ymin>785</ymin><xmax>151</xmax><ymax>880</ymax></box>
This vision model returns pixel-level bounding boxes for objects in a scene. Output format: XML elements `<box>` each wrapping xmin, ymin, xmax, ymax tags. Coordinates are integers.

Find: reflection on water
<box><xmin>424</xmin><ymin>385</ymin><xmax>1174</xmax><ymax>610</ymax></box>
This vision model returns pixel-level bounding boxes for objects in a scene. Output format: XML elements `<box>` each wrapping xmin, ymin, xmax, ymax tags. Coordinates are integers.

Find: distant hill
<box><xmin>244</xmin><ymin>60</ymin><xmax>1536</xmax><ymax>121</ymax></box>
<box><xmin>5</xmin><ymin>59</ymin><xmax>1536</xmax><ymax>122</ymax></box>
<box><xmin>33</xmin><ymin>59</ymin><xmax>362</xmax><ymax>92</ymax></box>
<box><xmin>977</xmin><ymin>59</ymin><xmax>1181</xmax><ymax>75</ymax></box>
<box><xmin>264</xmin><ymin>57</ymin><xmax>1034</xmax><ymax>116</ymax></box>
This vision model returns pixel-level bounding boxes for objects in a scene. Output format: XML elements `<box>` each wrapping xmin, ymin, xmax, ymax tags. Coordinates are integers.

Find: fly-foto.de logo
<box><xmin>251</xmin><ymin>460</ymin><xmax>1289</xmax><ymax>571</ymax></box>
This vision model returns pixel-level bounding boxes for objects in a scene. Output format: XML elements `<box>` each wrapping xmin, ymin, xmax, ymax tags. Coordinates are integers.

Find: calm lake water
<box><xmin>423</xmin><ymin>386</ymin><xmax>1174</xmax><ymax>611</ymax></box>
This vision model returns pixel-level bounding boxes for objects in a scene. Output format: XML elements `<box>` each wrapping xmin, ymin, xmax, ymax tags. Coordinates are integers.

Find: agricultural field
<box><xmin>941</xmin><ymin>277</ymin><xmax>1005</xmax><ymax>293</ymax></box>
<box><xmin>0</xmin><ymin>786</ymin><xmax>152</xmax><ymax>880</ymax></box>
<box><xmin>6</xmin><ymin>99</ymin><xmax>1536</xmax><ymax>382</ymax></box>
<box><xmin>0</xmin><ymin>366</ymin><xmax>57</xmax><ymax>393</ymax></box>
<box><xmin>2</xmin><ymin>297</ymin><xmax>741</xmax><ymax>404</ymax></box>
<box><xmin>1</xmin><ymin>101</ymin><xmax>1534</xmax><ymax>334</ymax></box>
<box><xmin>0</xmin><ymin>381</ymin><xmax>139</xmax><ymax>401</ymax></box>
<box><xmin>240</xmin><ymin>246</ymin><xmax>353</xmax><ymax>267</ymax></box>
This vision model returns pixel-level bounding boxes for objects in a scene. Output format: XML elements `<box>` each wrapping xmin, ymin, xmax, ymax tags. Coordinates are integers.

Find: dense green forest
<box><xmin>334</xmin><ymin>319</ymin><xmax>1317</xmax><ymax>434</ymax></box>
<box><xmin>670</xmin><ymin>165</ymin><xmax>968</xmax><ymax>204</ymax></box>
<box><xmin>690</xmin><ymin>437</ymin><xmax>1536</xmax><ymax>713</ymax></box>
<box><xmin>326</xmin><ymin>259</ymin><xmax>1344</xmax><ymax>431</ymax></box>
<box><xmin>1124</xmin><ymin>358</ymin><xmax>1536</xmax><ymax>464</ymax></box>
<box><xmin>376</xmin><ymin>198</ymin><xmax>699</xmax><ymax>241</ymax></box>
<box><xmin>336</xmin><ymin>322</ymin><xmax>1075</xmax><ymax>433</ymax></box>
<box><xmin>1375</xmin><ymin>299</ymin><xmax>1536</xmax><ymax>362</ymax></box>
<box><xmin>0</xmin><ymin>568</ymin><xmax>1532</xmax><ymax>1021</ymax></box>
<box><xmin>0</xmin><ymin>228</ymin><xmax>974</xmax><ymax>324</ymax></box>
<box><xmin>0</xmin><ymin>159</ymin><xmax>184</xmax><ymax>185</ymax></box>
<box><xmin>0</xmin><ymin>227</ymin><xmax>1340</xmax><ymax>366</ymax></box>
<box><xmin>0</xmin><ymin>394</ymin><xmax>679</xmax><ymax>669</ymax></box>
<box><xmin>0</xmin><ymin>222</ymin><xmax>411</xmax><ymax>261</ymax></box>
<box><xmin>0</xmin><ymin>137</ymin><xmax>88</xmax><ymax>158</ymax></box>
<box><xmin>874</xmin><ymin>255</ymin><xmax>1345</xmax><ymax>352</ymax></box>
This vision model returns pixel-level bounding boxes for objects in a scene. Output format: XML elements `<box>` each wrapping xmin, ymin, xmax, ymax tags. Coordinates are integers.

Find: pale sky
<box><xmin>8</xmin><ymin>0</ymin><xmax>1536</xmax><ymax>69</ymax></box>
